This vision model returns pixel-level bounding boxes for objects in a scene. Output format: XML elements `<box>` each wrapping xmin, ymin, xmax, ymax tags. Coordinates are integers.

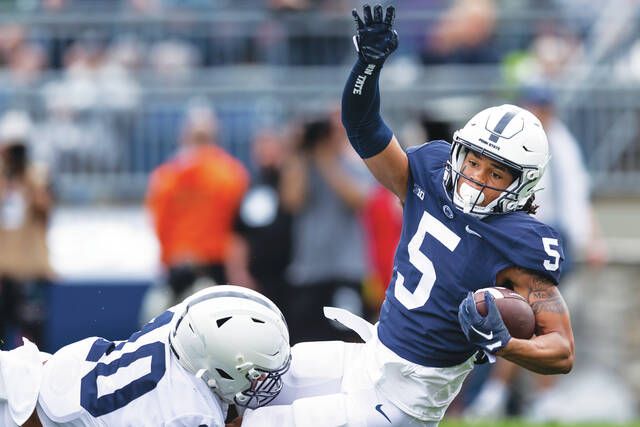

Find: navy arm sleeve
<box><xmin>341</xmin><ymin>59</ymin><xmax>393</xmax><ymax>159</ymax></box>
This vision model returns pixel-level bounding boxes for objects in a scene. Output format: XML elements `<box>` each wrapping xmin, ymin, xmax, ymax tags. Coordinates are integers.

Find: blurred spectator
<box><xmin>6</xmin><ymin>42</ymin><xmax>47</xmax><ymax>88</ymax></box>
<box><xmin>421</xmin><ymin>0</ymin><xmax>499</xmax><ymax>65</ymax></box>
<box><xmin>33</xmin><ymin>32</ymin><xmax>140</xmax><ymax>182</ymax></box>
<box><xmin>149</xmin><ymin>39</ymin><xmax>200</xmax><ymax>82</ymax></box>
<box><xmin>0</xmin><ymin>110</ymin><xmax>54</xmax><ymax>349</ymax></box>
<box><xmin>36</xmin><ymin>79</ymin><xmax>121</xmax><ymax>178</ymax></box>
<box><xmin>522</xmin><ymin>85</ymin><xmax>607</xmax><ymax>270</ymax></box>
<box><xmin>0</xmin><ymin>24</ymin><xmax>26</xmax><ymax>67</ymax></box>
<box><xmin>45</xmin><ymin>30</ymin><xmax>140</xmax><ymax>113</ymax></box>
<box><xmin>269</xmin><ymin>0</ymin><xmax>309</xmax><ymax>12</ymax></box>
<box><xmin>127</xmin><ymin>0</ymin><xmax>161</xmax><ymax>14</ymax></box>
<box><xmin>144</xmin><ymin>100</ymin><xmax>249</xmax><ymax>314</ymax></box>
<box><xmin>281</xmin><ymin>110</ymin><xmax>373</xmax><ymax>343</ymax></box>
<box><xmin>0</xmin><ymin>24</ymin><xmax>48</xmax><ymax>110</ymax></box>
<box><xmin>529</xmin><ymin>32</ymin><xmax>583</xmax><ymax>80</ymax></box>
<box><xmin>127</xmin><ymin>0</ymin><xmax>216</xmax><ymax>13</ymax></box>
<box><xmin>263</xmin><ymin>0</ymin><xmax>353</xmax><ymax>65</ymax></box>
<box><xmin>41</xmin><ymin>0</ymin><xmax>68</xmax><ymax>12</ymax></box>
<box><xmin>503</xmin><ymin>22</ymin><xmax>584</xmax><ymax>86</ymax></box>
<box><xmin>464</xmin><ymin>85</ymin><xmax>607</xmax><ymax>421</ymax></box>
<box><xmin>361</xmin><ymin>185</ymin><xmax>402</xmax><ymax>313</ymax></box>
<box><xmin>226</xmin><ymin>127</ymin><xmax>293</xmax><ymax>312</ymax></box>
<box><xmin>107</xmin><ymin>35</ymin><xmax>146</xmax><ymax>72</ymax></box>
<box><xmin>99</xmin><ymin>38</ymin><xmax>143</xmax><ymax>112</ymax></box>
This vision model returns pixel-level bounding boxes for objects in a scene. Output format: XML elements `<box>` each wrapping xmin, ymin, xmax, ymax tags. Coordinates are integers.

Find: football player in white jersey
<box><xmin>0</xmin><ymin>285</ymin><xmax>291</xmax><ymax>427</ymax></box>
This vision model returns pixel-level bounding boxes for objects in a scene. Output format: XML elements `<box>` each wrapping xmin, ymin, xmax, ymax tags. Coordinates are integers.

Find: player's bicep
<box><xmin>363</xmin><ymin>136</ymin><xmax>408</xmax><ymax>202</ymax></box>
<box><xmin>521</xmin><ymin>274</ymin><xmax>572</xmax><ymax>339</ymax></box>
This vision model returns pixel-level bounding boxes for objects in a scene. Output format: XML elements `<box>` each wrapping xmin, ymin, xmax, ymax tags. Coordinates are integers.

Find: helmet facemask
<box><xmin>232</xmin><ymin>358</ymin><xmax>291</xmax><ymax>409</ymax></box>
<box><xmin>193</xmin><ymin>354</ymin><xmax>291</xmax><ymax>409</ymax></box>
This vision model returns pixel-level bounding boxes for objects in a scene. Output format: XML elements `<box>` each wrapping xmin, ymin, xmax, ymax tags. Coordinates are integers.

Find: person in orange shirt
<box><xmin>146</xmin><ymin>102</ymin><xmax>249</xmax><ymax>303</ymax></box>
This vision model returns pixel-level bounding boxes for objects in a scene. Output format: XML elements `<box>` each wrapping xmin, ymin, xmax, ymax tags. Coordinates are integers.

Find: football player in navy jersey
<box><xmin>240</xmin><ymin>4</ymin><xmax>574</xmax><ymax>427</ymax></box>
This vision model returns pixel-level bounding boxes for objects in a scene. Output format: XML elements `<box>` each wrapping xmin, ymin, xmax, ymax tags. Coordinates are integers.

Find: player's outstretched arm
<box><xmin>341</xmin><ymin>4</ymin><xmax>409</xmax><ymax>202</ymax></box>
<box><xmin>495</xmin><ymin>267</ymin><xmax>575</xmax><ymax>374</ymax></box>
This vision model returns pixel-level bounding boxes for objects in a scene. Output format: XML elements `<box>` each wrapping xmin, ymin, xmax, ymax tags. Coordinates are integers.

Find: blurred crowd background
<box><xmin>1</xmin><ymin>0</ymin><xmax>640</xmax><ymax>423</ymax></box>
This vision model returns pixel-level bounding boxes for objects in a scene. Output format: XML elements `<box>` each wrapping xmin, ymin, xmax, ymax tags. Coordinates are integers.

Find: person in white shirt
<box><xmin>523</xmin><ymin>86</ymin><xmax>606</xmax><ymax>271</ymax></box>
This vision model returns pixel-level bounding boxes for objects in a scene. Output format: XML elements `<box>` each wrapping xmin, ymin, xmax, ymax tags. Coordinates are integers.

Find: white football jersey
<box><xmin>37</xmin><ymin>307</ymin><xmax>227</xmax><ymax>427</ymax></box>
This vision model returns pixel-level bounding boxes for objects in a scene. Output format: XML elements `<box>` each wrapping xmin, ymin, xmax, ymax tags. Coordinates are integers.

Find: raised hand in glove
<box><xmin>458</xmin><ymin>292</ymin><xmax>511</xmax><ymax>354</ymax></box>
<box><xmin>351</xmin><ymin>4</ymin><xmax>398</xmax><ymax>65</ymax></box>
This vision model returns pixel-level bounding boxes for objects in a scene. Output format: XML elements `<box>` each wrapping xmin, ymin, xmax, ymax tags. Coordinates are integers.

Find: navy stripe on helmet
<box><xmin>488</xmin><ymin>110</ymin><xmax>517</xmax><ymax>142</ymax></box>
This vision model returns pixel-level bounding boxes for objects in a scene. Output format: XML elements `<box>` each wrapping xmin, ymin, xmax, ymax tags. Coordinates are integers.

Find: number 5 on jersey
<box><xmin>395</xmin><ymin>211</ymin><xmax>461</xmax><ymax>310</ymax></box>
<box><xmin>542</xmin><ymin>237</ymin><xmax>561</xmax><ymax>271</ymax></box>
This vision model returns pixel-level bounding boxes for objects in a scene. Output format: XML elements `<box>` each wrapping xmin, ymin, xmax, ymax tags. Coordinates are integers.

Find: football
<box><xmin>474</xmin><ymin>287</ymin><xmax>535</xmax><ymax>339</ymax></box>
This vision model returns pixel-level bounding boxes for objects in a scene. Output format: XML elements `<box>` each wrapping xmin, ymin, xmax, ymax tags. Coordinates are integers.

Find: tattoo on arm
<box><xmin>518</xmin><ymin>269</ymin><xmax>567</xmax><ymax>315</ymax></box>
<box><xmin>530</xmin><ymin>291</ymin><xmax>567</xmax><ymax>315</ymax></box>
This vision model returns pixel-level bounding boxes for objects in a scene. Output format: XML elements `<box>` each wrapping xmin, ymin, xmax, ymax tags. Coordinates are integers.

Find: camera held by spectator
<box><xmin>298</xmin><ymin>118</ymin><xmax>333</xmax><ymax>153</ymax></box>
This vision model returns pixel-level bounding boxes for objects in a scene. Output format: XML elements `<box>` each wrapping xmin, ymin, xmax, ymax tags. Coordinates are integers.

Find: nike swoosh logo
<box><xmin>486</xmin><ymin>341</ymin><xmax>503</xmax><ymax>351</ymax></box>
<box><xmin>375</xmin><ymin>404</ymin><xmax>391</xmax><ymax>424</ymax></box>
<box><xmin>465</xmin><ymin>225</ymin><xmax>482</xmax><ymax>238</ymax></box>
<box><xmin>470</xmin><ymin>325</ymin><xmax>493</xmax><ymax>340</ymax></box>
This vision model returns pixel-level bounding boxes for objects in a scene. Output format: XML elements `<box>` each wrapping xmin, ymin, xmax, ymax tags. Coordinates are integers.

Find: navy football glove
<box><xmin>351</xmin><ymin>4</ymin><xmax>398</xmax><ymax>65</ymax></box>
<box><xmin>458</xmin><ymin>292</ymin><xmax>511</xmax><ymax>354</ymax></box>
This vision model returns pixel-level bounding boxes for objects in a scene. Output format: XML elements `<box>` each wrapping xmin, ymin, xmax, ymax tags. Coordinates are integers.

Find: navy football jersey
<box><xmin>377</xmin><ymin>140</ymin><xmax>564</xmax><ymax>367</ymax></box>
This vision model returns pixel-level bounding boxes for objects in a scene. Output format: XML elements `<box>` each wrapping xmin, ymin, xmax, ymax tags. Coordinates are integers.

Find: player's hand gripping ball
<box><xmin>474</xmin><ymin>287</ymin><xmax>535</xmax><ymax>339</ymax></box>
<box><xmin>458</xmin><ymin>287</ymin><xmax>534</xmax><ymax>354</ymax></box>
<box><xmin>351</xmin><ymin>4</ymin><xmax>398</xmax><ymax>65</ymax></box>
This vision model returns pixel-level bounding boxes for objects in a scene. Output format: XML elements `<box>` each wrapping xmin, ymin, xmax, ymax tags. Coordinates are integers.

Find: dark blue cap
<box><xmin>519</xmin><ymin>85</ymin><xmax>555</xmax><ymax>106</ymax></box>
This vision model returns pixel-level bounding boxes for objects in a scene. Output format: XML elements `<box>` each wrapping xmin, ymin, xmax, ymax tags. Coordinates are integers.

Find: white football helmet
<box><xmin>168</xmin><ymin>285</ymin><xmax>290</xmax><ymax>409</ymax></box>
<box><xmin>444</xmin><ymin>104</ymin><xmax>550</xmax><ymax>217</ymax></box>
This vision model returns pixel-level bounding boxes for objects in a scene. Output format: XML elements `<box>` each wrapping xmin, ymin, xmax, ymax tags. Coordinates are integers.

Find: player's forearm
<box><xmin>224</xmin><ymin>234</ymin><xmax>257</xmax><ymax>290</ymax></box>
<box><xmin>279</xmin><ymin>156</ymin><xmax>308</xmax><ymax>213</ymax></box>
<box><xmin>341</xmin><ymin>59</ymin><xmax>393</xmax><ymax>159</ymax></box>
<box><xmin>497</xmin><ymin>332</ymin><xmax>574</xmax><ymax>374</ymax></box>
<box><xmin>315</xmin><ymin>157</ymin><xmax>368</xmax><ymax>211</ymax></box>
<box><xmin>25</xmin><ymin>179</ymin><xmax>52</xmax><ymax>216</ymax></box>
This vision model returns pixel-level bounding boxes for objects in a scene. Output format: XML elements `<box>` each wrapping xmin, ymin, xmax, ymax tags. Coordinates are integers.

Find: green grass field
<box><xmin>441</xmin><ymin>420</ymin><xmax>640</xmax><ymax>427</ymax></box>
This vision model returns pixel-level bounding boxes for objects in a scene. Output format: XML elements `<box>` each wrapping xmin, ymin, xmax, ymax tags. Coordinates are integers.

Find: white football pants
<box><xmin>242</xmin><ymin>307</ymin><xmax>474</xmax><ymax>427</ymax></box>
<box><xmin>242</xmin><ymin>340</ymin><xmax>432</xmax><ymax>427</ymax></box>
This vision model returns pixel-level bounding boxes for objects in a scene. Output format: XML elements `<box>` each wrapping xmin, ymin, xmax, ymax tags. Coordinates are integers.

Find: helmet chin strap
<box><xmin>456</xmin><ymin>182</ymin><xmax>485</xmax><ymax>213</ymax></box>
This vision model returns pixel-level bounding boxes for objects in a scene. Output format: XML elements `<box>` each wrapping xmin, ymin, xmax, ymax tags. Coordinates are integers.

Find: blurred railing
<box><xmin>0</xmin><ymin>7</ymin><xmax>590</xmax><ymax>67</ymax></box>
<box><xmin>1</xmin><ymin>6</ymin><xmax>638</xmax><ymax>202</ymax></box>
<box><xmin>1</xmin><ymin>63</ymin><xmax>637</xmax><ymax>202</ymax></box>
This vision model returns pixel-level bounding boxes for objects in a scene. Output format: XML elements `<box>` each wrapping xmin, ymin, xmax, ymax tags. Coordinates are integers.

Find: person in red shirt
<box><xmin>361</xmin><ymin>185</ymin><xmax>402</xmax><ymax>312</ymax></box>
<box><xmin>146</xmin><ymin>102</ymin><xmax>249</xmax><ymax>300</ymax></box>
